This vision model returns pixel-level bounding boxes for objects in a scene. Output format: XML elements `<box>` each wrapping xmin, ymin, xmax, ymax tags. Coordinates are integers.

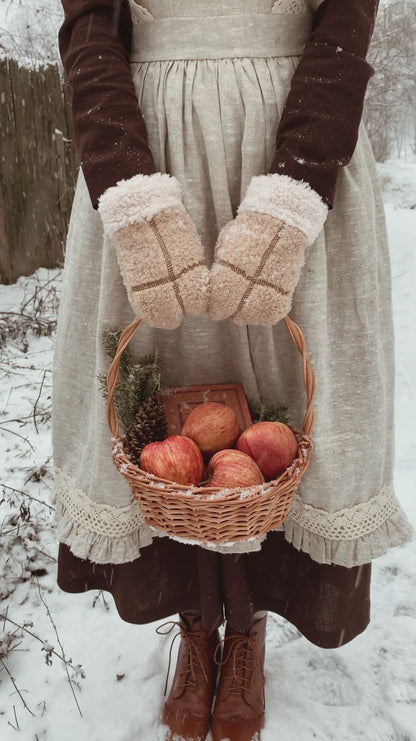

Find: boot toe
<box><xmin>211</xmin><ymin>716</ymin><xmax>264</xmax><ymax>741</ymax></box>
<box><xmin>162</xmin><ymin>705</ymin><xmax>210</xmax><ymax>741</ymax></box>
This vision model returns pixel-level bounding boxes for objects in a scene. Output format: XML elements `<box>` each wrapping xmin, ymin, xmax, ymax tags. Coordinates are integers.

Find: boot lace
<box><xmin>214</xmin><ymin>634</ymin><xmax>265</xmax><ymax>706</ymax></box>
<box><xmin>156</xmin><ymin>620</ymin><xmax>210</xmax><ymax>696</ymax></box>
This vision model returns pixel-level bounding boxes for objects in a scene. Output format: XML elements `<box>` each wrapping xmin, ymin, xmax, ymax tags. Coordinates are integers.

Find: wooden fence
<box><xmin>0</xmin><ymin>59</ymin><xmax>77</xmax><ymax>284</ymax></box>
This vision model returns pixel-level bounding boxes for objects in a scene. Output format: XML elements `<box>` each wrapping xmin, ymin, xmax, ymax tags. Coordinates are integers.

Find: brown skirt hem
<box><xmin>57</xmin><ymin>531</ymin><xmax>371</xmax><ymax>650</ymax></box>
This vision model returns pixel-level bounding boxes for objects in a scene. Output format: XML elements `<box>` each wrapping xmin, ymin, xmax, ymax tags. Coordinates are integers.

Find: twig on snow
<box><xmin>32</xmin><ymin>369</ymin><xmax>47</xmax><ymax>433</ymax></box>
<box><xmin>33</xmin><ymin>546</ymin><xmax>57</xmax><ymax>563</ymax></box>
<box><xmin>1</xmin><ymin>484</ymin><xmax>55</xmax><ymax>513</ymax></box>
<box><xmin>0</xmin><ymin>425</ymin><xmax>35</xmax><ymax>450</ymax></box>
<box><xmin>37</xmin><ymin>582</ymin><xmax>83</xmax><ymax>717</ymax></box>
<box><xmin>8</xmin><ymin>705</ymin><xmax>19</xmax><ymax>731</ymax></box>
<box><xmin>0</xmin><ymin>613</ymin><xmax>79</xmax><ymax>673</ymax></box>
<box><xmin>0</xmin><ymin>659</ymin><xmax>35</xmax><ymax>717</ymax></box>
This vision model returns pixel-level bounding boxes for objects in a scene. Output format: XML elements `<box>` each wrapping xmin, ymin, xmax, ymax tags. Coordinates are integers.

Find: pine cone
<box><xmin>124</xmin><ymin>394</ymin><xmax>168</xmax><ymax>466</ymax></box>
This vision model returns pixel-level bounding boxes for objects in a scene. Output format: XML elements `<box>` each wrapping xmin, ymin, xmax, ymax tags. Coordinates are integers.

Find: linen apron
<box><xmin>54</xmin><ymin>0</ymin><xmax>412</xmax><ymax>645</ymax></box>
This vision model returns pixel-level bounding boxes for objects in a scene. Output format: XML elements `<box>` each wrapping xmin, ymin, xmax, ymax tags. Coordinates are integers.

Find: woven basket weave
<box><xmin>106</xmin><ymin>316</ymin><xmax>315</xmax><ymax>546</ymax></box>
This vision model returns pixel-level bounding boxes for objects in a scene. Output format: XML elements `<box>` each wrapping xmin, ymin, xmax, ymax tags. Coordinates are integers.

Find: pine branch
<box><xmin>97</xmin><ymin>372</ymin><xmax>108</xmax><ymax>399</ymax></box>
<box><xmin>99</xmin><ymin>329</ymin><xmax>162</xmax><ymax>431</ymax></box>
<box><xmin>251</xmin><ymin>404</ymin><xmax>290</xmax><ymax>425</ymax></box>
<box><xmin>101</xmin><ymin>329</ymin><xmax>131</xmax><ymax>376</ymax></box>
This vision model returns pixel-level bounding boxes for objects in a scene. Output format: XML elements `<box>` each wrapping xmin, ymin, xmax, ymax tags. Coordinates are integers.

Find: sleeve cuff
<box><xmin>238</xmin><ymin>173</ymin><xmax>328</xmax><ymax>245</ymax></box>
<box><xmin>97</xmin><ymin>173</ymin><xmax>184</xmax><ymax>237</ymax></box>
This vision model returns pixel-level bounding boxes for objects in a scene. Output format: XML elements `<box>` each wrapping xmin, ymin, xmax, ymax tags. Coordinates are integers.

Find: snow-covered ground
<box><xmin>0</xmin><ymin>161</ymin><xmax>415</xmax><ymax>740</ymax></box>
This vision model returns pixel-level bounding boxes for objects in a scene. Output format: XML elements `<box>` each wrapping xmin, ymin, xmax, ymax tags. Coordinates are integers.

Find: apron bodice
<box><xmin>128</xmin><ymin>0</ymin><xmax>314</xmax><ymax>61</ymax></box>
<box><xmin>130</xmin><ymin>0</ymin><xmax>321</xmax><ymax>20</ymax></box>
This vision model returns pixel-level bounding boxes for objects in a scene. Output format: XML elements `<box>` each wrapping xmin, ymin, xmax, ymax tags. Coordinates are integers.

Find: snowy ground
<box><xmin>0</xmin><ymin>161</ymin><xmax>415</xmax><ymax>740</ymax></box>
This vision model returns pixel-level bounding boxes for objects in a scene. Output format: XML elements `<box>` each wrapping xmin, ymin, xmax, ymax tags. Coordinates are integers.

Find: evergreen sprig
<box><xmin>101</xmin><ymin>329</ymin><xmax>132</xmax><ymax>377</ymax></box>
<box><xmin>251</xmin><ymin>404</ymin><xmax>290</xmax><ymax>425</ymax></box>
<box><xmin>98</xmin><ymin>329</ymin><xmax>161</xmax><ymax>431</ymax></box>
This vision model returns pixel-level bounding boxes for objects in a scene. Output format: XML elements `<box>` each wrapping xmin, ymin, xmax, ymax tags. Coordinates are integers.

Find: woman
<box><xmin>53</xmin><ymin>1</ymin><xmax>412</xmax><ymax>739</ymax></box>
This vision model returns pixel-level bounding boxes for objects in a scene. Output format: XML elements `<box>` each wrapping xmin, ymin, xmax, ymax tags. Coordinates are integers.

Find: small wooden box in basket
<box><xmin>106</xmin><ymin>316</ymin><xmax>315</xmax><ymax>547</ymax></box>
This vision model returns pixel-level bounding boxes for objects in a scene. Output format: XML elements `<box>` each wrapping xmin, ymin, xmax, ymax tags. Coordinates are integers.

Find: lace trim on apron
<box><xmin>55</xmin><ymin>468</ymin><xmax>153</xmax><ymax>564</ymax></box>
<box><xmin>55</xmin><ymin>468</ymin><xmax>412</xmax><ymax>566</ymax></box>
<box><xmin>290</xmin><ymin>482</ymin><xmax>397</xmax><ymax>540</ymax></box>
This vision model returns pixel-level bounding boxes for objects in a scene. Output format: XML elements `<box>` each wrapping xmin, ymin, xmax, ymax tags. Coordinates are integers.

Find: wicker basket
<box><xmin>106</xmin><ymin>315</ymin><xmax>315</xmax><ymax>546</ymax></box>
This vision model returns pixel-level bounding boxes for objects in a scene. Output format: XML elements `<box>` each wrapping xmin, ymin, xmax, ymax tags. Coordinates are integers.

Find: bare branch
<box><xmin>0</xmin><ymin>659</ymin><xmax>36</xmax><ymax>717</ymax></box>
<box><xmin>37</xmin><ymin>583</ymin><xmax>83</xmax><ymax>717</ymax></box>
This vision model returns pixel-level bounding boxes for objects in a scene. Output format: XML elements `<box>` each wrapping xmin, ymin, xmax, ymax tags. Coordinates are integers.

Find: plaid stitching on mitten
<box><xmin>113</xmin><ymin>206</ymin><xmax>208</xmax><ymax>329</ymax></box>
<box><xmin>98</xmin><ymin>174</ymin><xmax>209</xmax><ymax>329</ymax></box>
<box><xmin>208</xmin><ymin>212</ymin><xmax>307</xmax><ymax>325</ymax></box>
<box><xmin>208</xmin><ymin>174</ymin><xmax>328</xmax><ymax>326</ymax></box>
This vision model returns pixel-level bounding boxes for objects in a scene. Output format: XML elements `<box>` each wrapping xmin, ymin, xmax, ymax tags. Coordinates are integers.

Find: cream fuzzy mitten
<box><xmin>208</xmin><ymin>174</ymin><xmax>328</xmax><ymax>325</ymax></box>
<box><xmin>98</xmin><ymin>173</ymin><xmax>209</xmax><ymax>329</ymax></box>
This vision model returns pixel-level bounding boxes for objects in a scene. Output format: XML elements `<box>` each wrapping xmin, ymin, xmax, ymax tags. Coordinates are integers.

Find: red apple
<box><xmin>139</xmin><ymin>435</ymin><xmax>204</xmax><ymax>486</ymax></box>
<box><xmin>181</xmin><ymin>402</ymin><xmax>240</xmax><ymax>459</ymax></box>
<box><xmin>205</xmin><ymin>449</ymin><xmax>264</xmax><ymax>488</ymax></box>
<box><xmin>236</xmin><ymin>421</ymin><xmax>298</xmax><ymax>481</ymax></box>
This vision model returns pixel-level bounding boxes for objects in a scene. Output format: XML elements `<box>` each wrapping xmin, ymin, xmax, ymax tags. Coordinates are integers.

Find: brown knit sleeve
<box><xmin>269</xmin><ymin>0</ymin><xmax>380</xmax><ymax>207</ymax></box>
<box><xmin>59</xmin><ymin>0</ymin><xmax>156</xmax><ymax>208</ymax></box>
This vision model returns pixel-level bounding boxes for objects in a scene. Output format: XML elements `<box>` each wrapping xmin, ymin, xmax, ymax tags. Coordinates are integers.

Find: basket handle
<box><xmin>106</xmin><ymin>315</ymin><xmax>315</xmax><ymax>439</ymax></box>
<box><xmin>283</xmin><ymin>315</ymin><xmax>315</xmax><ymax>437</ymax></box>
<box><xmin>106</xmin><ymin>317</ymin><xmax>142</xmax><ymax>439</ymax></box>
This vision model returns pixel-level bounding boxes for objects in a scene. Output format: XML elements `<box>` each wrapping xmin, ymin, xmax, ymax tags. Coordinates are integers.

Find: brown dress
<box><xmin>58</xmin><ymin>534</ymin><xmax>371</xmax><ymax>648</ymax></box>
<box><xmin>54</xmin><ymin>0</ymin><xmax>411</xmax><ymax>650</ymax></box>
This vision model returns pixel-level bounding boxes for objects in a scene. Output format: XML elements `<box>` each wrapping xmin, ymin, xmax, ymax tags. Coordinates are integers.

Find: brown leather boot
<box><xmin>160</xmin><ymin>613</ymin><xmax>220</xmax><ymax>741</ymax></box>
<box><xmin>211</xmin><ymin>615</ymin><xmax>267</xmax><ymax>741</ymax></box>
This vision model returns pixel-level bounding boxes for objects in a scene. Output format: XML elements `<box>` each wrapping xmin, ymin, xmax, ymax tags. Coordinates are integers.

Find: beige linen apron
<box><xmin>53</xmin><ymin>0</ymin><xmax>412</xmax><ymax>567</ymax></box>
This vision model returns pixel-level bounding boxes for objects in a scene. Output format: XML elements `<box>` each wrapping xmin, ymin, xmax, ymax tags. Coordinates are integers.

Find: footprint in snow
<box><xmin>299</xmin><ymin>654</ymin><xmax>360</xmax><ymax>707</ymax></box>
<box><xmin>394</xmin><ymin>602</ymin><xmax>416</xmax><ymax>619</ymax></box>
<box><xmin>379</xmin><ymin>644</ymin><xmax>416</xmax><ymax>704</ymax></box>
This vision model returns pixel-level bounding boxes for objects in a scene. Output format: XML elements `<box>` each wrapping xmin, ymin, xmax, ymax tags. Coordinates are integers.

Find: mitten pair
<box><xmin>98</xmin><ymin>173</ymin><xmax>328</xmax><ymax>329</ymax></box>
